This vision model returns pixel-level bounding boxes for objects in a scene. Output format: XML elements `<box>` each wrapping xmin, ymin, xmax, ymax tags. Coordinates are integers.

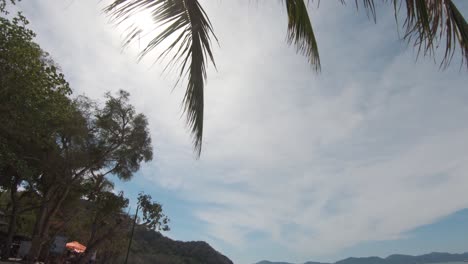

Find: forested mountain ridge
<box><xmin>127</xmin><ymin>226</ymin><xmax>234</xmax><ymax>264</ymax></box>
<box><xmin>257</xmin><ymin>252</ymin><xmax>468</xmax><ymax>264</ymax></box>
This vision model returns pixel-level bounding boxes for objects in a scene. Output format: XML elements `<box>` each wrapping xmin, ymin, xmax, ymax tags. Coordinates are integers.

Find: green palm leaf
<box><xmin>285</xmin><ymin>0</ymin><xmax>321</xmax><ymax>71</ymax></box>
<box><xmin>105</xmin><ymin>0</ymin><xmax>217</xmax><ymax>157</ymax></box>
<box><xmin>106</xmin><ymin>0</ymin><xmax>467</xmax><ymax>157</ymax></box>
<box><xmin>446</xmin><ymin>0</ymin><xmax>468</xmax><ymax>67</ymax></box>
<box><xmin>340</xmin><ymin>0</ymin><xmax>468</xmax><ymax>67</ymax></box>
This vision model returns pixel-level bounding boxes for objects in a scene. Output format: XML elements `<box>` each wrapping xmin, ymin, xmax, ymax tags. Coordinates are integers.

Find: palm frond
<box><xmin>285</xmin><ymin>0</ymin><xmax>321</xmax><ymax>71</ymax></box>
<box><xmin>446</xmin><ymin>0</ymin><xmax>468</xmax><ymax>67</ymax></box>
<box><xmin>337</xmin><ymin>0</ymin><xmax>377</xmax><ymax>21</ymax></box>
<box><xmin>338</xmin><ymin>0</ymin><xmax>468</xmax><ymax>68</ymax></box>
<box><xmin>393</xmin><ymin>0</ymin><xmax>468</xmax><ymax>68</ymax></box>
<box><xmin>105</xmin><ymin>0</ymin><xmax>217</xmax><ymax>157</ymax></box>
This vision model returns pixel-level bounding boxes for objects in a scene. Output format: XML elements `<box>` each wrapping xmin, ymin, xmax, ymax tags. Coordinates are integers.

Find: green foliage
<box><xmin>24</xmin><ymin>89</ymin><xmax>154</xmax><ymax>260</ymax></box>
<box><xmin>33</xmin><ymin>88</ymin><xmax>153</xmax><ymax>202</ymax></box>
<box><xmin>0</xmin><ymin>13</ymin><xmax>76</xmax><ymax>260</ymax></box>
<box><xmin>42</xmin><ymin>192</ymin><xmax>225</xmax><ymax>264</ymax></box>
<box><xmin>94</xmin><ymin>90</ymin><xmax>153</xmax><ymax>180</ymax></box>
<box><xmin>48</xmin><ymin>190</ymin><xmax>132</xmax><ymax>262</ymax></box>
<box><xmin>0</xmin><ymin>8</ymin><xmax>163</xmax><ymax>262</ymax></box>
<box><xmin>0</xmin><ymin>12</ymin><xmax>152</xmax><ymax>195</ymax></box>
<box><xmin>125</xmin><ymin>226</ymin><xmax>233</xmax><ymax>264</ymax></box>
<box><xmin>0</xmin><ymin>0</ymin><xmax>20</xmax><ymax>14</ymax></box>
<box><xmin>285</xmin><ymin>0</ymin><xmax>320</xmax><ymax>71</ymax></box>
<box><xmin>0</xmin><ymin>190</ymin><xmax>39</xmax><ymax>235</ymax></box>
<box><xmin>0</xmin><ymin>11</ymin><xmax>73</xmax><ymax>185</ymax></box>
<box><xmin>137</xmin><ymin>192</ymin><xmax>169</xmax><ymax>231</ymax></box>
<box><xmin>93</xmin><ymin>191</ymin><xmax>129</xmax><ymax>223</ymax></box>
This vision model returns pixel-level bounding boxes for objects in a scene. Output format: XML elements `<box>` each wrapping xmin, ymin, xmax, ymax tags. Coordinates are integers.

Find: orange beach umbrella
<box><xmin>66</xmin><ymin>241</ymin><xmax>86</xmax><ymax>253</ymax></box>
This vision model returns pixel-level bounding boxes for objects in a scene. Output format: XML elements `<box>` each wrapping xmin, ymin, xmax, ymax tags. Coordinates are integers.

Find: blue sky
<box><xmin>13</xmin><ymin>1</ymin><xmax>468</xmax><ymax>263</ymax></box>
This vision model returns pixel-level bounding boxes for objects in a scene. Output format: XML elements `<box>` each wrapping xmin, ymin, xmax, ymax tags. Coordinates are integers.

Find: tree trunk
<box><xmin>25</xmin><ymin>187</ymin><xmax>52</xmax><ymax>263</ymax></box>
<box><xmin>76</xmin><ymin>223</ymin><xmax>121</xmax><ymax>264</ymax></box>
<box><xmin>26</xmin><ymin>201</ymin><xmax>48</xmax><ymax>263</ymax></box>
<box><xmin>1</xmin><ymin>176</ymin><xmax>19</xmax><ymax>260</ymax></box>
<box><xmin>26</xmin><ymin>184</ymin><xmax>71</xmax><ymax>263</ymax></box>
<box><xmin>2</xmin><ymin>206</ymin><xmax>17</xmax><ymax>260</ymax></box>
<box><xmin>77</xmin><ymin>251</ymin><xmax>93</xmax><ymax>264</ymax></box>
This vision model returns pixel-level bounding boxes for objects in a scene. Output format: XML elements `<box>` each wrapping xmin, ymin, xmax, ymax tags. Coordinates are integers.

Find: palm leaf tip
<box><xmin>105</xmin><ymin>0</ymin><xmax>217</xmax><ymax>157</ymax></box>
<box><xmin>339</xmin><ymin>0</ymin><xmax>467</xmax><ymax>68</ymax></box>
<box><xmin>396</xmin><ymin>0</ymin><xmax>468</xmax><ymax>68</ymax></box>
<box><xmin>338</xmin><ymin>0</ymin><xmax>377</xmax><ymax>21</ymax></box>
<box><xmin>445</xmin><ymin>0</ymin><xmax>468</xmax><ymax>68</ymax></box>
<box><xmin>285</xmin><ymin>0</ymin><xmax>321</xmax><ymax>71</ymax></box>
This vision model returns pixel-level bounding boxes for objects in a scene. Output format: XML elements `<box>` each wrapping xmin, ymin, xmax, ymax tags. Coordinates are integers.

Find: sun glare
<box><xmin>118</xmin><ymin>11</ymin><xmax>156</xmax><ymax>51</ymax></box>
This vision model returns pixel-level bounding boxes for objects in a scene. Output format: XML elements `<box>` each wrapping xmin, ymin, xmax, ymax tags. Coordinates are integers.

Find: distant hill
<box><xmin>336</xmin><ymin>252</ymin><xmax>468</xmax><ymax>264</ymax></box>
<box><xmin>128</xmin><ymin>226</ymin><xmax>233</xmax><ymax>264</ymax></box>
<box><xmin>256</xmin><ymin>261</ymin><xmax>330</xmax><ymax>264</ymax></box>
<box><xmin>256</xmin><ymin>252</ymin><xmax>468</xmax><ymax>264</ymax></box>
<box><xmin>257</xmin><ymin>261</ymin><xmax>296</xmax><ymax>264</ymax></box>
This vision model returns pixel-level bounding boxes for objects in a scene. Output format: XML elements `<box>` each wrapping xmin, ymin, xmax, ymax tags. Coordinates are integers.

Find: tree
<box><xmin>0</xmin><ymin>0</ymin><xmax>20</xmax><ymax>14</ymax></box>
<box><xmin>0</xmin><ymin>9</ymin><xmax>73</xmax><ymax>260</ymax></box>
<box><xmin>105</xmin><ymin>0</ymin><xmax>468</xmax><ymax>156</ymax></box>
<box><xmin>0</xmin><ymin>4</ymin><xmax>156</xmax><ymax>261</ymax></box>
<box><xmin>35</xmin><ymin>177</ymin><xmax>130</xmax><ymax>264</ymax></box>
<box><xmin>124</xmin><ymin>192</ymin><xmax>170</xmax><ymax>264</ymax></box>
<box><xmin>137</xmin><ymin>192</ymin><xmax>170</xmax><ymax>232</ymax></box>
<box><xmin>26</xmin><ymin>90</ymin><xmax>154</xmax><ymax>261</ymax></box>
<box><xmin>76</xmin><ymin>190</ymin><xmax>130</xmax><ymax>264</ymax></box>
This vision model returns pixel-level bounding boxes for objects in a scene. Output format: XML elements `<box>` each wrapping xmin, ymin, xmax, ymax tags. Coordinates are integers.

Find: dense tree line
<box><xmin>0</xmin><ymin>3</ymin><xmax>168</xmax><ymax>263</ymax></box>
<box><xmin>125</xmin><ymin>226</ymin><xmax>233</xmax><ymax>264</ymax></box>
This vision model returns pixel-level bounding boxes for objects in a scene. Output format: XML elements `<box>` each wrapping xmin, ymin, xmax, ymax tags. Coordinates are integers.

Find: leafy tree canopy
<box><xmin>138</xmin><ymin>192</ymin><xmax>170</xmax><ymax>232</ymax></box>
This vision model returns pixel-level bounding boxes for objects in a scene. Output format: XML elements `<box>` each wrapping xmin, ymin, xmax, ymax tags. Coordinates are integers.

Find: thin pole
<box><xmin>124</xmin><ymin>205</ymin><xmax>139</xmax><ymax>264</ymax></box>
